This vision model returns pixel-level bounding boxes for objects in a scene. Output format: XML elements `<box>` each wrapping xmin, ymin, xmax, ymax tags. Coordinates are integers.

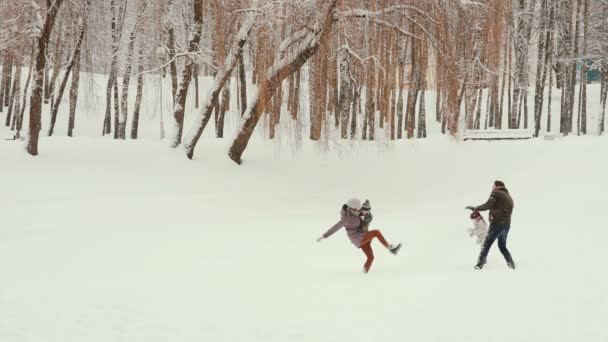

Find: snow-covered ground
<box><xmin>1</xmin><ymin>130</ymin><xmax>607</xmax><ymax>341</ymax></box>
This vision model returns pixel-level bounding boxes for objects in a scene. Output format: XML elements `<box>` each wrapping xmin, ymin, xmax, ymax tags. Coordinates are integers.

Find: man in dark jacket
<box><xmin>466</xmin><ymin>180</ymin><xmax>515</xmax><ymax>270</ymax></box>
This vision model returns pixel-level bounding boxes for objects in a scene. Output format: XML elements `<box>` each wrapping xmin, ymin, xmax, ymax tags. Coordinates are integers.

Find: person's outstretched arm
<box><xmin>467</xmin><ymin>191</ymin><xmax>497</xmax><ymax>212</ymax></box>
<box><xmin>317</xmin><ymin>213</ymin><xmax>346</xmax><ymax>242</ymax></box>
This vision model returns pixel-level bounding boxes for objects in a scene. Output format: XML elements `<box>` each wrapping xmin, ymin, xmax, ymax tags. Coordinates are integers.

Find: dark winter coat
<box><xmin>474</xmin><ymin>187</ymin><xmax>514</xmax><ymax>224</ymax></box>
<box><xmin>359</xmin><ymin>211</ymin><xmax>373</xmax><ymax>232</ymax></box>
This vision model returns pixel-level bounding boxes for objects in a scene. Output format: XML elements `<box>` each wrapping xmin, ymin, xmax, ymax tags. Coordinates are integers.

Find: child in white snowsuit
<box><xmin>468</xmin><ymin>211</ymin><xmax>488</xmax><ymax>245</ymax></box>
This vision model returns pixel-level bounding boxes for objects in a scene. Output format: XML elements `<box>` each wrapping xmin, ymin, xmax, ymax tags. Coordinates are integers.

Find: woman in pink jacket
<box><xmin>317</xmin><ymin>198</ymin><xmax>402</xmax><ymax>273</ymax></box>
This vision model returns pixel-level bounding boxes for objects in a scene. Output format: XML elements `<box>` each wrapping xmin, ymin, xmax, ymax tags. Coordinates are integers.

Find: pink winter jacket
<box><xmin>322</xmin><ymin>206</ymin><xmax>365</xmax><ymax>247</ymax></box>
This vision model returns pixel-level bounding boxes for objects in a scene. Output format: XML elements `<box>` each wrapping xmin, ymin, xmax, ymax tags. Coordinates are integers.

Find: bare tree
<box><xmin>26</xmin><ymin>0</ymin><xmax>65</xmax><ymax>155</ymax></box>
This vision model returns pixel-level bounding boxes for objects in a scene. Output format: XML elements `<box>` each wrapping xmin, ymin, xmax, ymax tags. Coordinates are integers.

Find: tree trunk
<box><xmin>546</xmin><ymin>48</ymin><xmax>554</xmax><ymax>133</ymax></box>
<box><xmin>534</xmin><ymin>0</ymin><xmax>548</xmax><ymax>137</ymax></box>
<box><xmin>113</xmin><ymin>73</ymin><xmax>120</xmax><ymax>138</ymax></box>
<box><xmin>566</xmin><ymin>0</ymin><xmax>581</xmax><ymax>134</ymax></box>
<box><xmin>6</xmin><ymin>63</ymin><xmax>21</xmax><ymax>128</ymax></box>
<box><xmin>228</xmin><ymin>0</ymin><xmax>338</xmax><ymax>164</ymax></box>
<box><xmin>0</xmin><ymin>53</ymin><xmax>12</xmax><ymax>112</ymax></box>
<box><xmin>183</xmin><ymin>15</ymin><xmax>254</xmax><ymax>159</ymax></box>
<box><xmin>474</xmin><ymin>88</ymin><xmax>483</xmax><ymax>130</ymax></box>
<box><xmin>337</xmin><ymin>48</ymin><xmax>353</xmax><ymax>139</ymax></box>
<box><xmin>4</xmin><ymin>56</ymin><xmax>14</xmax><ymax>109</ymax></box>
<box><xmin>363</xmin><ymin>66</ymin><xmax>376</xmax><ymax>140</ymax></box>
<box><xmin>194</xmin><ymin>66</ymin><xmax>199</xmax><ymax>108</ymax></box>
<box><xmin>167</xmin><ymin>25</ymin><xmax>178</xmax><ymax>104</ymax></box>
<box><xmin>216</xmin><ymin>81</ymin><xmax>230</xmax><ymax>138</ymax></box>
<box><xmin>396</xmin><ymin>78</ymin><xmax>404</xmax><ymax>139</ymax></box>
<box><xmin>168</xmin><ymin>0</ymin><xmax>203</xmax><ymax>146</ymax></box>
<box><xmin>26</xmin><ymin>0</ymin><xmax>65</xmax><ymax>155</ymax></box>
<box><xmin>309</xmin><ymin>49</ymin><xmax>326</xmax><ymax>140</ymax></box>
<box><xmin>103</xmin><ymin>0</ymin><xmax>120</xmax><ymax>135</ymax></box>
<box><xmin>238</xmin><ymin>53</ymin><xmax>247</xmax><ymax>116</ymax></box>
<box><xmin>350</xmin><ymin>85</ymin><xmax>360</xmax><ymax>139</ymax></box>
<box><xmin>130</xmin><ymin>41</ymin><xmax>145</xmax><ymax>139</ymax></box>
<box><xmin>46</xmin><ymin>34</ymin><xmax>63</xmax><ymax>104</ymax></box>
<box><xmin>599</xmin><ymin>71</ymin><xmax>607</xmax><ymax>134</ymax></box>
<box><xmin>48</xmin><ymin>15</ymin><xmax>87</xmax><ymax>136</ymax></box>
<box><xmin>578</xmin><ymin>0</ymin><xmax>588</xmax><ymax>135</ymax></box>
<box><xmin>417</xmin><ymin>89</ymin><xmax>427</xmax><ymax>138</ymax></box>
<box><xmin>67</xmin><ymin>55</ymin><xmax>81</xmax><ymax>137</ymax></box>
<box><xmin>16</xmin><ymin>49</ymin><xmax>34</xmax><ymax>139</ymax></box>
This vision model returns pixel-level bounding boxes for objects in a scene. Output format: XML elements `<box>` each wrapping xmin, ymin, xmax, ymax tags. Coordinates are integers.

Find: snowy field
<box><xmin>0</xmin><ymin>73</ymin><xmax>607</xmax><ymax>341</ymax></box>
<box><xmin>1</xmin><ymin>133</ymin><xmax>607</xmax><ymax>342</ymax></box>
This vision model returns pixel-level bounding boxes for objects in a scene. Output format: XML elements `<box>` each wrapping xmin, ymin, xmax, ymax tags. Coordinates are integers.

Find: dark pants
<box><xmin>477</xmin><ymin>223</ymin><xmax>514</xmax><ymax>266</ymax></box>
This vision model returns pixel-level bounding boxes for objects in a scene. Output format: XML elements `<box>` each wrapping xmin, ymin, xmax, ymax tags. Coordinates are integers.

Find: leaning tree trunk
<box><xmin>228</xmin><ymin>0</ymin><xmax>338</xmax><ymax>164</ymax></box>
<box><xmin>168</xmin><ymin>0</ymin><xmax>203</xmax><ymax>147</ymax></box>
<box><xmin>48</xmin><ymin>15</ymin><xmax>87</xmax><ymax>136</ymax></box>
<box><xmin>26</xmin><ymin>0</ymin><xmax>65</xmax><ymax>156</ymax></box>
<box><xmin>183</xmin><ymin>15</ymin><xmax>254</xmax><ymax>159</ymax></box>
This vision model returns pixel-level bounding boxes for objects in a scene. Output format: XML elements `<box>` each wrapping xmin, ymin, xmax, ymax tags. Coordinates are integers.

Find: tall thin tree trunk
<box><xmin>168</xmin><ymin>0</ymin><xmax>203</xmax><ymax>146</ymax></box>
<box><xmin>6</xmin><ymin>63</ymin><xmax>21</xmax><ymax>128</ymax></box>
<box><xmin>194</xmin><ymin>66</ymin><xmax>199</xmax><ymax>108</ymax></box>
<box><xmin>599</xmin><ymin>71</ymin><xmax>607</xmax><ymax>134</ymax></box>
<box><xmin>350</xmin><ymin>84</ymin><xmax>360</xmax><ymax>139</ymax></box>
<box><xmin>578</xmin><ymin>0</ymin><xmax>588</xmax><ymax>135</ymax></box>
<box><xmin>26</xmin><ymin>0</ymin><xmax>65</xmax><ymax>155</ymax></box>
<box><xmin>238</xmin><ymin>53</ymin><xmax>247</xmax><ymax>116</ymax></box>
<box><xmin>46</xmin><ymin>34</ymin><xmax>63</xmax><ymax>104</ymax></box>
<box><xmin>103</xmin><ymin>0</ymin><xmax>120</xmax><ymax>135</ymax></box>
<box><xmin>5</xmin><ymin>63</ymin><xmax>20</xmax><ymax>127</ymax></box>
<box><xmin>167</xmin><ymin>25</ymin><xmax>178</xmax><ymax>104</ymax></box>
<box><xmin>67</xmin><ymin>56</ymin><xmax>81</xmax><ymax>137</ymax></box>
<box><xmin>119</xmin><ymin>3</ymin><xmax>146</xmax><ymax>140</ymax></box>
<box><xmin>130</xmin><ymin>41</ymin><xmax>145</xmax><ymax>139</ymax></box>
<box><xmin>417</xmin><ymin>88</ymin><xmax>427</xmax><ymax>138</ymax></box>
<box><xmin>546</xmin><ymin>49</ymin><xmax>554</xmax><ymax>133</ymax></box>
<box><xmin>337</xmin><ymin>47</ymin><xmax>353</xmax><ymax>139</ymax></box>
<box><xmin>0</xmin><ymin>53</ymin><xmax>12</xmax><ymax>111</ymax></box>
<box><xmin>17</xmin><ymin>48</ymin><xmax>34</xmax><ymax>139</ymax></box>
<box><xmin>49</xmin><ymin>14</ymin><xmax>87</xmax><ymax>136</ymax></box>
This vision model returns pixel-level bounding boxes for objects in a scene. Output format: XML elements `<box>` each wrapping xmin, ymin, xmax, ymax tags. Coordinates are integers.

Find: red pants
<box><xmin>360</xmin><ymin>230</ymin><xmax>389</xmax><ymax>273</ymax></box>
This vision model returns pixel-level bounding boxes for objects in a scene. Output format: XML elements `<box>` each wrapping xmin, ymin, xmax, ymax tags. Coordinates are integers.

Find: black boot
<box><xmin>389</xmin><ymin>243</ymin><xmax>402</xmax><ymax>255</ymax></box>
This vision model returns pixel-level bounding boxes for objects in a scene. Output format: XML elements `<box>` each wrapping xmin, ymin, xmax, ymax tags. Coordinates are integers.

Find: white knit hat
<box><xmin>346</xmin><ymin>198</ymin><xmax>362</xmax><ymax>210</ymax></box>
